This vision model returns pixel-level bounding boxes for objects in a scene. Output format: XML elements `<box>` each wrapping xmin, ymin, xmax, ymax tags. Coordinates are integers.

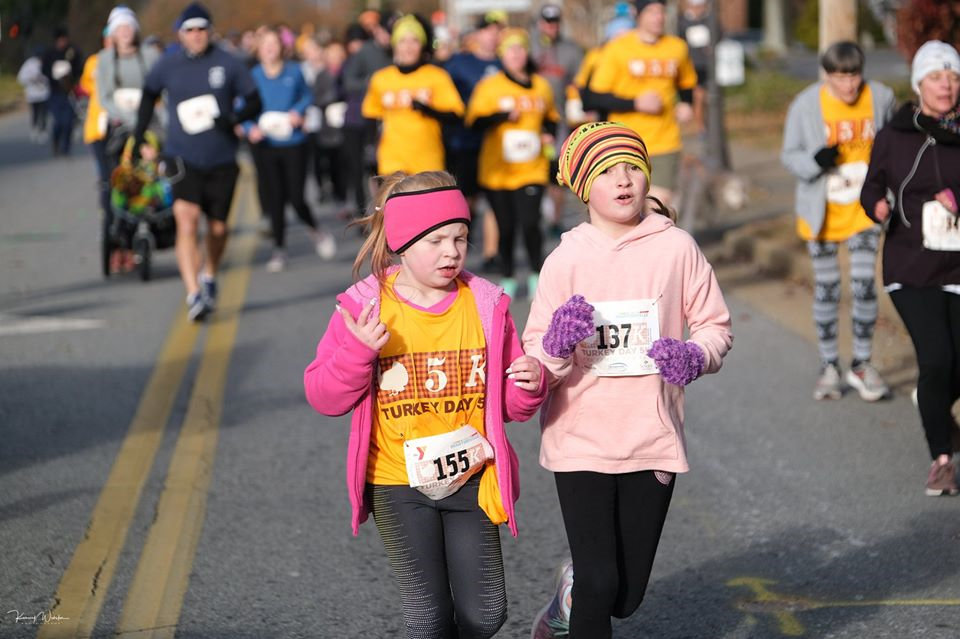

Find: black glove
<box><xmin>213</xmin><ymin>112</ymin><xmax>239</xmax><ymax>134</ymax></box>
<box><xmin>813</xmin><ymin>145</ymin><xmax>840</xmax><ymax>169</ymax></box>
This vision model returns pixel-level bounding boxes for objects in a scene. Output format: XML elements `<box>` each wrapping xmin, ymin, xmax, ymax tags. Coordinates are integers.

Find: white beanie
<box><xmin>911</xmin><ymin>40</ymin><xmax>960</xmax><ymax>93</ymax></box>
<box><xmin>106</xmin><ymin>6</ymin><xmax>139</xmax><ymax>35</ymax></box>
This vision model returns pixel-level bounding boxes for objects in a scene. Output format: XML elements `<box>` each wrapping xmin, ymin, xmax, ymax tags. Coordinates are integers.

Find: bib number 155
<box><xmin>433</xmin><ymin>450</ymin><xmax>470</xmax><ymax>480</ymax></box>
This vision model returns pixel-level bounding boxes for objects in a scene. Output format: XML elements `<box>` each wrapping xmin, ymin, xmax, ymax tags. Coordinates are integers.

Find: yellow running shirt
<box><xmin>368</xmin><ymin>273</ymin><xmax>506</xmax><ymax>523</ymax></box>
<box><xmin>796</xmin><ymin>84</ymin><xmax>878</xmax><ymax>242</ymax></box>
<box><xmin>362</xmin><ymin>64</ymin><xmax>464</xmax><ymax>174</ymax></box>
<box><xmin>574</xmin><ymin>47</ymin><xmax>601</xmax><ymax>90</ymax></box>
<box><xmin>588</xmin><ymin>32</ymin><xmax>697</xmax><ymax>156</ymax></box>
<box><xmin>80</xmin><ymin>54</ymin><xmax>106</xmax><ymax>144</ymax></box>
<box><xmin>467</xmin><ymin>71</ymin><xmax>559</xmax><ymax>191</ymax></box>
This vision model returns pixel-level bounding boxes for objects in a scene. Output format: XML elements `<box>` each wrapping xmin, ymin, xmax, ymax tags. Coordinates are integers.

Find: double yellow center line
<box><xmin>40</xmin><ymin>170</ymin><xmax>259</xmax><ymax>639</ymax></box>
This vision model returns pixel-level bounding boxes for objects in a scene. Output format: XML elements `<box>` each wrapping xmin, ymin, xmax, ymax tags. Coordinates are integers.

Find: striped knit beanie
<box><xmin>556</xmin><ymin>121</ymin><xmax>651</xmax><ymax>202</ymax></box>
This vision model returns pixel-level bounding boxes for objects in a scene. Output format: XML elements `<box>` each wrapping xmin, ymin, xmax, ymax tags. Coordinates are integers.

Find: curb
<box><xmin>717</xmin><ymin>214</ymin><xmax>803</xmax><ymax>279</ymax></box>
<box><xmin>0</xmin><ymin>98</ymin><xmax>23</xmax><ymax>116</ymax></box>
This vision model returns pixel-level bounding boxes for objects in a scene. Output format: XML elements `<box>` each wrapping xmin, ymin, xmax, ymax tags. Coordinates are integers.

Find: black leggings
<box><xmin>889</xmin><ymin>287</ymin><xmax>960</xmax><ymax>458</ymax></box>
<box><xmin>311</xmin><ymin>140</ymin><xmax>346</xmax><ymax>203</ymax></box>
<box><xmin>368</xmin><ymin>475</ymin><xmax>507</xmax><ymax>639</ymax></box>
<box><xmin>31</xmin><ymin>101</ymin><xmax>48</xmax><ymax>131</ymax></box>
<box><xmin>555</xmin><ymin>470</ymin><xmax>675</xmax><ymax>639</ymax></box>
<box><xmin>342</xmin><ymin>125</ymin><xmax>369</xmax><ymax>214</ymax></box>
<box><xmin>486</xmin><ymin>186</ymin><xmax>544</xmax><ymax>278</ymax></box>
<box><xmin>251</xmin><ymin>142</ymin><xmax>317</xmax><ymax>249</ymax></box>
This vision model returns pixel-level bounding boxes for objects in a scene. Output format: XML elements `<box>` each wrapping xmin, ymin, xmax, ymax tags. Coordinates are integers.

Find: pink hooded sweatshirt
<box><xmin>523</xmin><ymin>215</ymin><xmax>733</xmax><ymax>475</ymax></box>
<box><xmin>304</xmin><ymin>269</ymin><xmax>547</xmax><ymax>537</ymax></box>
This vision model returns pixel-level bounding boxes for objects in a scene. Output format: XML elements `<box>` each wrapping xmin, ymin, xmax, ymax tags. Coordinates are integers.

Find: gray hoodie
<box><xmin>96</xmin><ymin>46</ymin><xmax>161</xmax><ymax>129</ymax></box>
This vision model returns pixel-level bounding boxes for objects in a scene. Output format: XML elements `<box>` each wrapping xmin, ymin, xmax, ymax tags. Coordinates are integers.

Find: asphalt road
<box><xmin>0</xmin><ymin>108</ymin><xmax>957</xmax><ymax>639</ymax></box>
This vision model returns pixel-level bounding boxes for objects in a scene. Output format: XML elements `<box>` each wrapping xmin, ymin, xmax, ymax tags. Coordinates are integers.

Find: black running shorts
<box><xmin>172</xmin><ymin>161</ymin><xmax>240</xmax><ymax>222</ymax></box>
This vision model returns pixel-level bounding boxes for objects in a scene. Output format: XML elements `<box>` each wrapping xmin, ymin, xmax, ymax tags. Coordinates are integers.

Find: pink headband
<box><xmin>384</xmin><ymin>186</ymin><xmax>471</xmax><ymax>253</ymax></box>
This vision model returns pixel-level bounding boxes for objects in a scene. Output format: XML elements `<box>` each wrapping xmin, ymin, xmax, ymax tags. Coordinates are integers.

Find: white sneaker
<box><xmin>530</xmin><ymin>559</ymin><xmax>573</xmax><ymax>639</ymax></box>
<box><xmin>265</xmin><ymin>250</ymin><xmax>286</xmax><ymax>273</ymax></box>
<box><xmin>845</xmin><ymin>361</ymin><xmax>889</xmax><ymax>402</ymax></box>
<box><xmin>314</xmin><ymin>231</ymin><xmax>336</xmax><ymax>260</ymax></box>
<box><xmin>813</xmin><ymin>363</ymin><xmax>843</xmax><ymax>401</ymax></box>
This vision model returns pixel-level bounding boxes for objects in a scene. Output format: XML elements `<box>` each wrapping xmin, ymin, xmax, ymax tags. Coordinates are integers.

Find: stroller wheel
<box><xmin>134</xmin><ymin>237</ymin><xmax>151</xmax><ymax>282</ymax></box>
<box><xmin>102</xmin><ymin>232</ymin><xmax>115</xmax><ymax>279</ymax></box>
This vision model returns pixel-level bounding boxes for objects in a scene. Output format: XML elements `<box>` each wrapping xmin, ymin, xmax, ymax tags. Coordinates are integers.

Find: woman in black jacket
<box><xmin>861</xmin><ymin>40</ymin><xmax>960</xmax><ymax>496</ymax></box>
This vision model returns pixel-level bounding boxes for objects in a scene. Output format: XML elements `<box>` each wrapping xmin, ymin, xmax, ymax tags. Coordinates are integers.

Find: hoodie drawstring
<box><xmin>896</xmin><ymin>117</ymin><xmax>936</xmax><ymax>229</ymax></box>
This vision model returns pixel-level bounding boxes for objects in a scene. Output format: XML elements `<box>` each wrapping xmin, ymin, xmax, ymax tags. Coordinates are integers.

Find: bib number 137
<box><xmin>433</xmin><ymin>450</ymin><xmax>470</xmax><ymax>480</ymax></box>
<box><xmin>595</xmin><ymin>324</ymin><xmax>632</xmax><ymax>350</ymax></box>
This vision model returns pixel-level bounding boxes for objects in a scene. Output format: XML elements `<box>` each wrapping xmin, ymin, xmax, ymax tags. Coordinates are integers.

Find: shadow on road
<box><xmin>618</xmin><ymin>521</ymin><xmax>960</xmax><ymax>638</ymax></box>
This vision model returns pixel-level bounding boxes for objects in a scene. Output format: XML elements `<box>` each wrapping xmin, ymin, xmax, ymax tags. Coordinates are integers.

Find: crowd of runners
<box><xmin>13</xmin><ymin>0</ymin><xmax>960</xmax><ymax>637</ymax></box>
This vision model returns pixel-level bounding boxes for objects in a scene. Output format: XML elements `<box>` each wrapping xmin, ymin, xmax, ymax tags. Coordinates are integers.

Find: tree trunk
<box><xmin>762</xmin><ymin>0</ymin><xmax>788</xmax><ymax>55</ymax></box>
<box><xmin>819</xmin><ymin>0</ymin><xmax>858</xmax><ymax>52</ymax></box>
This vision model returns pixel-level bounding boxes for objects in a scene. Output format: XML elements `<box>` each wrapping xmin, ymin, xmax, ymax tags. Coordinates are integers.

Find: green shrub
<box><xmin>724</xmin><ymin>69</ymin><xmax>810</xmax><ymax>115</ymax></box>
<box><xmin>0</xmin><ymin>73</ymin><xmax>23</xmax><ymax>109</ymax></box>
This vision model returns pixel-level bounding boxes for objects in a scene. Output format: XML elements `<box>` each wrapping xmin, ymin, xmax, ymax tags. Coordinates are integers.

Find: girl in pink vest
<box><xmin>304</xmin><ymin>170</ymin><xmax>546</xmax><ymax>637</ymax></box>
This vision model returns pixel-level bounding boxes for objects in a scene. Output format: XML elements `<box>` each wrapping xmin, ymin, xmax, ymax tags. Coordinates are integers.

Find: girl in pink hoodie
<box><xmin>303</xmin><ymin>170</ymin><xmax>546</xmax><ymax>638</ymax></box>
<box><xmin>523</xmin><ymin>122</ymin><xmax>733</xmax><ymax>639</ymax></box>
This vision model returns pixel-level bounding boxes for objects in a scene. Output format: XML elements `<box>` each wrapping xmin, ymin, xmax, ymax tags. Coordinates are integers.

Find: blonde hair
<box><xmin>352</xmin><ymin>171</ymin><xmax>459</xmax><ymax>285</ymax></box>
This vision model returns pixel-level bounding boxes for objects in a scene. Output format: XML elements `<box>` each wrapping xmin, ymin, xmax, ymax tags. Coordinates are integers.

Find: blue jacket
<box><xmin>245</xmin><ymin>62</ymin><xmax>312</xmax><ymax>147</ymax></box>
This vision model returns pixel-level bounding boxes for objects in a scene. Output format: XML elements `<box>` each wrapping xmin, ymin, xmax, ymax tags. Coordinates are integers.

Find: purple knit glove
<box><xmin>543</xmin><ymin>295</ymin><xmax>596</xmax><ymax>359</ymax></box>
<box><xmin>647</xmin><ymin>338</ymin><xmax>705</xmax><ymax>386</ymax></box>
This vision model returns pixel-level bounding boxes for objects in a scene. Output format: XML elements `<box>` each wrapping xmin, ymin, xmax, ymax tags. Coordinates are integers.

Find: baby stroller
<box><xmin>103</xmin><ymin>134</ymin><xmax>182</xmax><ymax>281</ymax></box>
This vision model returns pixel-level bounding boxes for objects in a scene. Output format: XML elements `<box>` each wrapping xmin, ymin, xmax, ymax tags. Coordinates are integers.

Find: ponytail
<box><xmin>646</xmin><ymin>195</ymin><xmax>677</xmax><ymax>223</ymax></box>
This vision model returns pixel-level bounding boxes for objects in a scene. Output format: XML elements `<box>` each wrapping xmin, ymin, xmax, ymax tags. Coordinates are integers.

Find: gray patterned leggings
<box><xmin>368</xmin><ymin>475</ymin><xmax>507</xmax><ymax>639</ymax></box>
<box><xmin>807</xmin><ymin>226</ymin><xmax>881</xmax><ymax>365</ymax></box>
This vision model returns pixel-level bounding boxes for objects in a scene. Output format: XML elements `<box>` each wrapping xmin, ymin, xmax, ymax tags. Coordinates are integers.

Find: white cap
<box><xmin>911</xmin><ymin>40</ymin><xmax>960</xmax><ymax>93</ymax></box>
<box><xmin>106</xmin><ymin>6</ymin><xmax>139</xmax><ymax>35</ymax></box>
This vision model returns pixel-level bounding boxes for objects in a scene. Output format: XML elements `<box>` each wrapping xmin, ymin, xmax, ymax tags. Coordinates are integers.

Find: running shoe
<box><xmin>925</xmin><ymin>458</ymin><xmax>959</xmax><ymax>497</ymax></box>
<box><xmin>813</xmin><ymin>363</ymin><xmax>843</xmax><ymax>401</ymax></box>
<box><xmin>530</xmin><ymin>559</ymin><xmax>573</xmax><ymax>639</ymax></box>
<box><xmin>265</xmin><ymin>251</ymin><xmax>287</xmax><ymax>273</ymax></box>
<box><xmin>314</xmin><ymin>231</ymin><xmax>337</xmax><ymax>260</ymax></box>
<box><xmin>199</xmin><ymin>273</ymin><xmax>217</xmax><ymax>309</ymax></box>
<box><xmin>109</xmin><ymin>250</ymin><xmax>123</xmax><ymax>274</ymax></box>
<box><xmin>500</xmin><ymin>277</ymin><xmax>518</xmax><ymax>299</ymax></box>
<box><xmin>186</xmin><ymin>292</ymin><xmax>211</xmax><ymax>322</ymax></box>
<box><xmin>527</xmin><ymin>273</ymin><xmax>540</xmax><ymax>299</ymax></box>
<box><xmin>845</xmin><ymin>361</ymin><xmax>889</xmax><ymax>402</ymax></box>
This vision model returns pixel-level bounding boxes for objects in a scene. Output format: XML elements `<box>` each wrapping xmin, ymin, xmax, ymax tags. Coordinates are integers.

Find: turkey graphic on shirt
<box><xmin>379</xmin><ymin>361</ymin><xmax>410</xmax><ymax>396</ymax></box>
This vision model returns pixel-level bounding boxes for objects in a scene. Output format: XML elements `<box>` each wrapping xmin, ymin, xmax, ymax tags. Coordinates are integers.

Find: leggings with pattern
<box><xmin>368</xmin><ymin>475</ymin><xmax>507</xmax><ymax>639</ymax></box>
<box><xmin>807</xmin><ymin>226</ymin><xmax>881</xmax><ymax>365</ymax></box>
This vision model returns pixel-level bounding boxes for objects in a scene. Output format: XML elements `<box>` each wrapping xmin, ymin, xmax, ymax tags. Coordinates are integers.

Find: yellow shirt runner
<box><xmin>797</xmin><ymin>84</ymin><xmax>877</xmax><ymax>242</ymax></box>
<box><xmin>467</xmin><ymin>71</ymin><xmax>559</xmax><ymax>191</ymax></box>
<box><xmin>588</xmin><ymin>32</ymin><xmax>697</xmax><ymax>156</ymax></box>
<box><xmin>362</xmin><ymin>64</ymin><xmax>464</xmax><ymax>174</ymax></box>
